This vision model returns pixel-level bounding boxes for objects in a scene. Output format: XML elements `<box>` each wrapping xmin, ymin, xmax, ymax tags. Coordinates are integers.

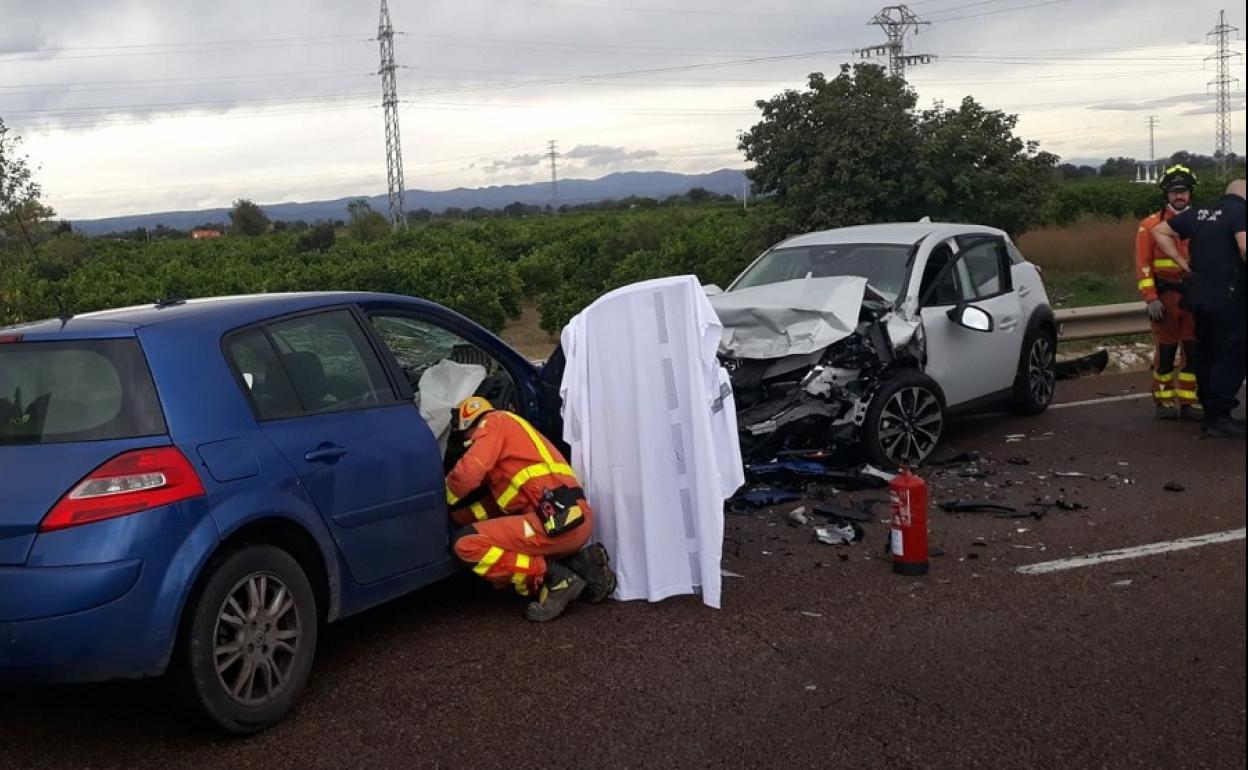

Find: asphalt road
<box><xmin>2</xmin><ymin>371</ymin><xmax>1244</xmax><ymax>769</ymax></box>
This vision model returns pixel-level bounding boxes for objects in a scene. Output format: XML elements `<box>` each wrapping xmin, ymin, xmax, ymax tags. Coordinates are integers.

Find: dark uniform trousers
<box><xmin>1188</xmin><ymin>282</ymin><xmax>1247</xmax><ymax>421</ymax></box>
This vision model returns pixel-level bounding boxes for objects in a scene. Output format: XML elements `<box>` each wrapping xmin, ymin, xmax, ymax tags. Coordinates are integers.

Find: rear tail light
<box><xmin>0</xmin><ymin>334</ymin><xmax>23</xmax><ymax>344</ymax></box>
<box><xmin>40</xmin><ymin>447</ymin><xmax>206</xmax><ymax>532</ymax></box>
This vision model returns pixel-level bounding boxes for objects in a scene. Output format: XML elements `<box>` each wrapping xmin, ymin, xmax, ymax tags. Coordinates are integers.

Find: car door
<box><xmin>223</xmin><ymin>308</ymin><xmax>447</xmax><ymax>586</ymax></box>
<box><xmin>919</xmin><ymin>236</ymin><xmax>1025</xmax><ymax>407</ymax></box>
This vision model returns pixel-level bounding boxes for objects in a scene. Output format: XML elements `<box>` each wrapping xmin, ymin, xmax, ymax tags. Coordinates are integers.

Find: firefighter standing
<box><xmin>1135</xmin><ymin>165</ymin><xmax>1200</xmax><ymax>420</ymax></box>
<box><xmin>445</xmin><ymin>397</ymin><xmax>616</xmax><ymax>621</ymax></box>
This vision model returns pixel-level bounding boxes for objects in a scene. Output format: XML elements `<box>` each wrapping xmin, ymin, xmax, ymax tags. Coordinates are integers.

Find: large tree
<box><xmin>739</xmin><ymin>64</ymin><xmax>922</xmax><ymax>230</ymax></box>
<box><xmin>229</xmin><ymin>198</ymin><xmax>270</xmax><ymax>236</ymax></box>
<box><xmin>739</xmin><ymin>64</ymin><xmax>1059</xmax><ymax>235</ymax></box>
<box><xmin>914</xmin><ymin>97</ymin><xmax>1058</xmax><ymax>236</ymax></box>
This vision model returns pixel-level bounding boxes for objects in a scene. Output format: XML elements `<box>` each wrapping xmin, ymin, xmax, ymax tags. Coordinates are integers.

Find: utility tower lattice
<box><xmin>547</xmin><ymin>140</ymin><xmax>559</xmax><ymax>212</ymax></box>
<box><xmin>378</xmin><ymin>0</ymin><xmax>405</xmax><ymax>228</ymax></box>
<box><xmin>1206</xmin><ymin>9</ymin><xmax>1241</xmax><ymax>174</ymax></box>
<box><xmin>854</xmin><ymin>5</ymin><xmax>935</xmax><ymax>80</ymax></box>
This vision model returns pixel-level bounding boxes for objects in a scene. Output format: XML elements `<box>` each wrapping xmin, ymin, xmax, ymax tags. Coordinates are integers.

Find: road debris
<box><xmin>814</xmin><ymin>522</ymin><xmax>863</xmax><ymax>545</ymax></box>
<box><xmin>1164</xmin><ymin>481</ymin><xmax>1187</xmax><ymax>493</ymax></box>
<box><xmin>1056</xmin><ymin>348</ymin><xmax>1110</xmax><ymax>380</ymax></box>
<box><xmin>938</xmin><ymin>499</ymin><xmax>1018</xmax><ymax>514</ymax></box>
<box><xmin>787</xmin><ymin>506</ymin><xmax>811</xmax><ymax>527</ymax></box>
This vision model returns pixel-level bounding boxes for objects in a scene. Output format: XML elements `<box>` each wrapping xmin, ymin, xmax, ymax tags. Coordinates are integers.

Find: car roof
<box><xmin>776</xmin><ymin>222</ymin><xmax>1007</xmax><ymax>249</ymax></box>
<box><xmin>1</xmin><ymin>292</ymin><xmax>423</xmax><ymax>339</ymax></box>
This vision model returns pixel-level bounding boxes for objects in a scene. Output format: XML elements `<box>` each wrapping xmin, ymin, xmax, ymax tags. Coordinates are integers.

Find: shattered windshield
<box><xmin>731</xmin><ymin>243</ymin><xmax>913</xmax><ymax>301</ymax></box>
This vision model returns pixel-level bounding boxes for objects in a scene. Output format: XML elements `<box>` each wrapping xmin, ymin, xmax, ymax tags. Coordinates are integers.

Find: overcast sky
<box><xmin>2</xmin><ymin>0</ymin><xmax>1245</xmax><ymax>220</ymax></box>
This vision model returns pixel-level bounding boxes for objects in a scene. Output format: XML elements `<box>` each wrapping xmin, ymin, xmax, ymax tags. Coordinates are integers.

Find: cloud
<box><xmin>563</xmin><ymin>144</ymin><xmax>659</xmax><ymax>167</ymax></box>
<box><xmin>1088</xmin><ymin>92</ymin><xmax>1223</xmax><ymax>112</ymax></box>
<box><xmin>481</xmin><ymin>152</ymin><xmax>545</xmax><ymax>174</ymax></box>
<box><xmin>1179</xmin><ymin>99</ymin><xmax>1246</xmax><ymax>116</ymax></box>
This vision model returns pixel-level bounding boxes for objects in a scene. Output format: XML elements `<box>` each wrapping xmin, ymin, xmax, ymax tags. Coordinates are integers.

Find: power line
<box><xmin>925</xmin><ymin>0</ymin><xmax>1075</xmax><ymax>23</ymax></box>
<box><xmin>0</xmin><ymin>35</ymin><xmax>372</xmax><ymax>62</ymax></box>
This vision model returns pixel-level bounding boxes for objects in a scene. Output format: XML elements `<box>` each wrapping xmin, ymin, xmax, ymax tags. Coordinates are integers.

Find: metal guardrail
<box><xmin>1054</xmin><ymin>302</ymin><xmax>1149</xmax><ymax>342</ymax></box>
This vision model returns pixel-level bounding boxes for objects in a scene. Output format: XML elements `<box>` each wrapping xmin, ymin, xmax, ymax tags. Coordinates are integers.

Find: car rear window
<box><xmin>0</xmin><ymin>338</ymin><xmax>166</xmax><ymax>445</ymax></box>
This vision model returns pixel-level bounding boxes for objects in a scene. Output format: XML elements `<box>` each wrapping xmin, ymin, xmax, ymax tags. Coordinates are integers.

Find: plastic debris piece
<box><xmin>814</xmin><ymin>522</ymin><xmax>862</xmax><ymax>545</ymax></box>
<box><xmin>1007</xmin><ymin>457</ymin><xmax>1031</xmax><ymax>466</ymax></box>
<box><xmin>812</xmin><ymin>504</ymin><xmax>873</xmax><ymax>523</ymax></box>
<box><xmin>1163</xmin><ymin>481</ymin><xmax>1186</xmax><ymax>492</ymax></box>
<box><xmin>721</xmin><ymin>569</ymin><xmax>745</xmax><ymax>578</ymax></box>
<box><xmin>938</xmin><ymin>499</ymin><xmax>1017</xmax><ymax>514</ymax></box>
<box><xmin>1056</xmin><ymin>349</ymin><xmax>1109</xmax><ymax>380</ymax></box>
<box><xmin>1112</xmin><ymin>579</ymin><xmax>1133</xmax><ymax>588</ymax></box>
<box><xmin>799</xmin><ymin>611</ymin><xmax>823</xmax><ymax>618</ymax></box>
<box><xmin>787</xmin><ymin>506</ymin><xmax>810</xmax><ymax>527</ymax></box>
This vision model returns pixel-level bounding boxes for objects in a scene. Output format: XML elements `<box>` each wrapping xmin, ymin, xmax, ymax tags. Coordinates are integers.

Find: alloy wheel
<box><xmin>878</xmin><ymin>386</ymin><xmax>943</xmax><ymax>465</ymax></box>
<box><xmin>1028</xmin><ymin>337</ymin><xmax>1056</xmax><ymax>406</ymax></box>
<box><xmin>212</xmin><ymin>572</ymin><xmax>302</xmax><ymax>707</ymax></box>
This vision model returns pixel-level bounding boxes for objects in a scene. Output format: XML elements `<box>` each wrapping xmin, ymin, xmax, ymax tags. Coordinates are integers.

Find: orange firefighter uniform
<box><xmin>446</xmin><ymin>407</ymin><xmax>591</xmax><ymax>597</ymax></box>
<box><xmin>1135</xmin><ymin>208</ymin><xmax>1198</xmax><ymax>407</ymax></box>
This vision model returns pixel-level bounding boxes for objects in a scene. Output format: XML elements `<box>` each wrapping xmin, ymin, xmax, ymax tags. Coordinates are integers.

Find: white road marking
<box><xmin>1016</xmin><ymin>528</ymin><xmax>1246</xmax><ymax>574</ymax></box>
<box><xmin>1050</xmin><ymin>393</ymin><xmax>1151</xmax><ymax>410</ymax></box>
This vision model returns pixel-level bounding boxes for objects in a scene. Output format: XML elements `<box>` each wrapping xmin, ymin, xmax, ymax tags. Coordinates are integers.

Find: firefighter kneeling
<box><xmin>445</xmin><ymin>397</ymin><xmax>617</xmax><ymax>622</ymax></box>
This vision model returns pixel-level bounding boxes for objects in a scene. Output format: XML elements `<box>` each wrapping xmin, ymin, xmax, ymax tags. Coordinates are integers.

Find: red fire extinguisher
<box><xmin>890</xmin><ymin>467</ymin><xmax>929</xmax><ymax>576</ymax></box>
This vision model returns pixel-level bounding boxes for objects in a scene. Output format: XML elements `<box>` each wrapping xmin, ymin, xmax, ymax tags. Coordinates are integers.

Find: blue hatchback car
<box><xmin>0</xmin><ymin>292</ymin><xmax>559</xmax><ymax>733</ymax></box>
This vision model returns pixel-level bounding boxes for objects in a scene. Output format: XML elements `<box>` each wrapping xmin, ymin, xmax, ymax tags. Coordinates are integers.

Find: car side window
<box><xmin>958</xmin><ymin>239</ymin><xmax>1011</xmax><ymax>299</ymax></box>
<box><xmin>225</xmin><ymin>329</ymin><xmax>303</xmax><ymax>420</ymax></box>
<box><xmin>919</xmin><ymin>244</ymin><xmax>964</xmax><ymax>307</ymax></box>
<box><xmin>265</xmin><ymin>310</ymin><xmax>396</xmax><ymax>414</ymax></box>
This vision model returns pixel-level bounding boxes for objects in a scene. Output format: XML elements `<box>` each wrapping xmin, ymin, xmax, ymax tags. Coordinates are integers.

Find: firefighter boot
<box><xmin>562</xmin><ymin>543</ymin><xmax>617</xmax><ymax>603</ymax></box>
<box><xmin>525</xmin><ymin>562</ymin><xmax>586</xmax><ymax>622</ymax></box>
<box><xmin>1180</xmin><ymin>404</ymin><xmax>1204</xmax><ymax>422</ymax></box>
<box><xmin>1155</xmin><ymin>404</ymin><xmax>1178</xmax><ymax>420</ymax></box>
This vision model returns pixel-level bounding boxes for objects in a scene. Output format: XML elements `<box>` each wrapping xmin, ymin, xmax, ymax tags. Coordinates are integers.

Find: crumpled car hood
<box><xmin>709</xmin><ymin>276</ymin><xmax>868</xmax><ymax>359</ymax></box>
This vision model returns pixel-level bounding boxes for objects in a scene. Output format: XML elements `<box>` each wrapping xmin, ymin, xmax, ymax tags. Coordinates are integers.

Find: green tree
<box><xmin>739</xmin><ymin>64</ymin><xmax>922</xmax><ymax>230</ymax></box>
<box><xmin>914</xmin><ymin>97</ymin><xmax>1058</xmax><ymax>236</ymax></box>
<box><xmin>739</xmin><ymin>65</ymin><xmax>1059</xmax><ymax>236</ymax></box>
<box><xmin>229</xmin><ymin>199</ymin><xmax>270</xmax><ymax>236</ymax></box>
<box><xmin>1</xmin><ymin>118</ymin><xmax>56</xmax><ymax>245</ymax></box>
<box><xmin>346</xmin><ymin>198</ymin><xmax>390</xmax><ymax>242</ymax></box>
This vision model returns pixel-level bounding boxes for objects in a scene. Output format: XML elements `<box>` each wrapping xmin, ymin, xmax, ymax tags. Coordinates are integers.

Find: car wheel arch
<box><xmin>176</xmin><ymin>516</ymin><xmax>338</xmax><ymax>661</ymax></box>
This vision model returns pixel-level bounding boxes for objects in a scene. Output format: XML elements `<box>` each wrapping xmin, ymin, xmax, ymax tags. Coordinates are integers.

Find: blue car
<box><xmin>0</xmin><ymin>292</ymin><xmax>558</xmax><ymax>733</ymax></box>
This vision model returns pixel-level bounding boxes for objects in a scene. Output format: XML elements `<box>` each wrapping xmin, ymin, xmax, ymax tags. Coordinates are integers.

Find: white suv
<box><xmin>710</xmin><ymin>222</ymin><xmax>1056</xmax><ymax>467</ymax></box>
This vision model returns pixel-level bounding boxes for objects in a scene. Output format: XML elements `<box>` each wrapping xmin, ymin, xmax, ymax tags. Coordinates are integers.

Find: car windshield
<box><xmin>731</xmin><ymin>242</ymin><xmax>913</xmax><ymax>301</ymax></box>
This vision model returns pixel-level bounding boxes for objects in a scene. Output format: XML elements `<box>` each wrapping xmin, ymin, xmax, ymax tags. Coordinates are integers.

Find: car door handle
<box><xmin>304</xmin><ymin>445</ymin><xmax>348</xmax><ymax>463</ymax></box>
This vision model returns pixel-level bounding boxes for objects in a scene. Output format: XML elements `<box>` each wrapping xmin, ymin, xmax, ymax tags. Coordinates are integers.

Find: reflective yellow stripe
<box><xmin>512</xmin><ymin>573</ymin><xmax>530</xmax><ymax>596</ymax></box>
<box><xmin>1178</xmin><ymin>372</ymin><xmax>1197</xmax><ymax>383</ymax></box>
<box><xmin>446</xmin><ymin>487</ymin><xmax>461</xmax><ymax>506</ymax></box>
<box><xmin>1154</xmin><ymin>371</ymin><xmax>1175</xmax><ymax>382</ymax></box>
<box><xmin>473</xmin><ymin>546</ymin><xmax>504</xmax><ymax>576</ymax></box>
<box><xmin>515</xmin><ymin>553</ymin><xmax>531</xmax><ymax>571</ymax></box>
<box><xmin>1138</xmin><ymin>278</ymin><xmax>1156</xmax><ymax>290</ymax></box>
<box><xmin>1155</xmin><ymin>390</ymin><xmax>1176</xmax><ymax>399</ymax></box>
<box><xmin>1175</xmin><ymin>389</ymin><xmax>1198</xmax><ymax>400</ymax></box>
<box><xmin>470</xmin><ymin>501</ymin><xmax>489</xmax><ymax>521</ymax></box>
<box><xmin>495</xmin><ymin>413</ymin><xmax>575</xmax><ymax>509</ymax></box>
<box><xmin>1153</xmin><ymin>258</ymin><xmax>1180</xmax><ymax>269</ymax></box>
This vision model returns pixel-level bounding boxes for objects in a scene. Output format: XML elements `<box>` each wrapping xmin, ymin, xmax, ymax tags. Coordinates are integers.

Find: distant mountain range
<box><xmin>71</xmin><ymin>169</ymin><xmax>750</xmax><ymax>235</ymax></box>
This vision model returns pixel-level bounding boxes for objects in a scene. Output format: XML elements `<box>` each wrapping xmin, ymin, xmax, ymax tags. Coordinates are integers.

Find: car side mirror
<box><xmin>947</xmin><ymin>303</ymin><xmax>994</xmax><ymax>332</ymax></box>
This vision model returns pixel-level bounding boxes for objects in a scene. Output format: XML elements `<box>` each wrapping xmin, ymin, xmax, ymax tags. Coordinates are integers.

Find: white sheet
<box><xmin>560</xmin><ymin>275</ymin><xmax>744</xmax><ymax>608</ymax></box>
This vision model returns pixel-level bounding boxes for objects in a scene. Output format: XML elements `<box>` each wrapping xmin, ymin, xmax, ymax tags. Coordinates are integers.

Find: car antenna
<box><xmin>11</xmin><ymin>207</ymin><xmax>73</xmax><ymax>323</ymax></box>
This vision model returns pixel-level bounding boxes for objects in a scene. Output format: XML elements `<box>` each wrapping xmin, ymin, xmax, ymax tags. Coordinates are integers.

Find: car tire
<box><xmin>861</xmin><ymin>369</ymin><xmax>946</xmax><ymax>469</ymax></box>
<box><xmin>1010</xmin><ymin>327</ymin><xmax>1057</xmax><ymax>415</ymax></box>
<box><xmin>181</xmin><ymin>544</ymin><xmax>318</xmax><ymax>735</ymax></box>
